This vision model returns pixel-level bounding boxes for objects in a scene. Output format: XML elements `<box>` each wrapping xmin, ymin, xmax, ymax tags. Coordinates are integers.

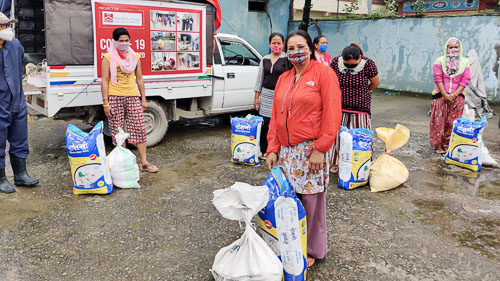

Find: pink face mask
<box><xmin>113</xmin><ymin>40</ymin><xmax>131</xmax><ymax>54</ymax></box>
<box><xmin>270</xmin><ymin>45</ymin><xmax>283</xmax><ymax>54</ymax></box>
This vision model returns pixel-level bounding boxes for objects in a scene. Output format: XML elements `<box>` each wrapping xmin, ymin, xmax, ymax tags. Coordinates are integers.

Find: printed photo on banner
<box><xmin>150</xmin><ymin>10</ymin><xmax>176</xmax><ymax>31</ymax></box>
<box><xmin>176</xmin><ymin>12</ymin><xmax>199</xmax><ymax>32</ymax></box>
<box><xmin>178</xmin><ymin>52</ymin><xmax>200</xmax><ymax>70</ymax></box>
<box><xmin>152</xmin><ymin>52</ymin><xmax>177</xmax><ymax>71</ymax></box>
<box><xmin>177</xmin><ymin>33</ymin><xmax>200</xmax><ymax>51</ymax></box>
<box><xmin>151</xmin><ymin>32</ymin><xmax>176</xmax><ymax>51</ymax></box>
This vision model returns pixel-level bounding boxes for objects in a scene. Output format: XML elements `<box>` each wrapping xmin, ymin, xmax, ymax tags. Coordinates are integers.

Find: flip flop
<box><xmin>435</xmin><ymin>149</ymin><xmax>446</xmax><ymax>154</ymax></box>
<box><xmin>140</xmin><ymin>163</ymin><xmax>158</xmax><ymax>173</ymax></box>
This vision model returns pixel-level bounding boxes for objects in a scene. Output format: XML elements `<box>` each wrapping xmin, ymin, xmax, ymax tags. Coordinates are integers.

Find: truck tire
<box><xmin>144</xmin><ymin>100</ymin><xmax>168</xmax><ymax>147</ymax></box>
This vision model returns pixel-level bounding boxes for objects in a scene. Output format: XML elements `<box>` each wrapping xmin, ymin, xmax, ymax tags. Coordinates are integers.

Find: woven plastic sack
<box><xmin>211</xmin><ymin>182</ymin><xmax>283</xmax><ymax>281</ymax></box>
<box><xmin>258</xmin><ymin>167</ymin><xmax>307</xmax><ymax>281</ymax></box>
<box><xmin>369</xmin><ymin>124</ymin><xmax>410</xmax><ymax>192</ymax></box>
<box><xmin>107</xmin><ymin>128</ymin><xmax>140</xmax><ymax>188</ymax></box>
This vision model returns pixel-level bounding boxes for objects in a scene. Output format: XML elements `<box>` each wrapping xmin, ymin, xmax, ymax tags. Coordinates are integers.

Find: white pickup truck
<box><xmin>25</xmin><ymin>33</ymin><xmax>261</xmax><ymax>146</ymax></box>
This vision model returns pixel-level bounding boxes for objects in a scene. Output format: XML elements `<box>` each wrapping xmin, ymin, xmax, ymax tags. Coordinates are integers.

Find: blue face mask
<box><xmin>319</xmin><ymin>44</ymin><xmax>328</xmax><ymax>52</ymax></box>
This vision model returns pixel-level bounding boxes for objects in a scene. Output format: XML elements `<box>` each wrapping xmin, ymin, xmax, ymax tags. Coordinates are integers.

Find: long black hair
<box><xmin>342</xmin><ymin>43</ymin><xmax>363</xmax><ymax>61</ymax></box>
<box><xmin>285</xmin><ymin>30</ymin><xmax>316</xmax><ymax>61</ymax></box>
<box><xmin>269</xmin><ymin>32</ymin><xmax>284</xmax><ymax>43</ymax></box>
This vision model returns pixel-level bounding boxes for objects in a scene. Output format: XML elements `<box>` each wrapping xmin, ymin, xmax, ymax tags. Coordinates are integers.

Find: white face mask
<box><xmin>0</xmin><ymin>28</ymin><xmax>14</xmax><ymax>41</ymax></box>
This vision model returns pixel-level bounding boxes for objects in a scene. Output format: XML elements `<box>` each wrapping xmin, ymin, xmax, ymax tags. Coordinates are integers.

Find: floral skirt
<box><xmin>279</xmin><ymin>140</ymin><xmax>331</xmax><ymax>194</ymax></box>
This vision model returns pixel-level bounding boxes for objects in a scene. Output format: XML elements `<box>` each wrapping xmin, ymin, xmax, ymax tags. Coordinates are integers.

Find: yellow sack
<box><xmin>370</xmin><ymin>124</ymin><xmax>410</xmax><ymax>192</ymax></box>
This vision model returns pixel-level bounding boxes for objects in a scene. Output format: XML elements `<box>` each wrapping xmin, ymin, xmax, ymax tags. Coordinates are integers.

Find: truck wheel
<box><xmin>144</xmin><ymin>100</ymin><xmax>168</xmax><ymax>147</ymax></box>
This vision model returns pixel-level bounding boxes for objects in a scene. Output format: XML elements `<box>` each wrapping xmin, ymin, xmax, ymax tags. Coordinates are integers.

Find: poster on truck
<box><xmin>91</xmin><ymin>0</ymin><xmax>206</xmax><ymax>79</ymax></box>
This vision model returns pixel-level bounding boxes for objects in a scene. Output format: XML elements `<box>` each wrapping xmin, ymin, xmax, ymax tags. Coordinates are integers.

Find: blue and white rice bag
<box><xmin>66</xmin><ymin>121</ymin><xmax>113</xmax><ymax>195</ymax></box>
<box><xmin>258</xmin><ymin>167</ymin><xmax>307</xmax><ymax>281</ymax></box>
<box><xmin>230</xmin><ymin>115</ymin><xmax>263</xmax><ymax>166</ymax></box>
<box><xmin>338</xmin><ymin>126</ymin><xmax>373</xmax><ymax>190</ymax></box>
<box><xmin>445</xmin><ymin>117</ymin><xmax>487</xmax><ymax>172</ymax></box>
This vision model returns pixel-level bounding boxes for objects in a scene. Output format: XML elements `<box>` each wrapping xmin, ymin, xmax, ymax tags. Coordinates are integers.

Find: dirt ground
<box><xmin>0</xmin><ymin>91</ymin><xmax>499</xmax><ymax>281</ymax></box>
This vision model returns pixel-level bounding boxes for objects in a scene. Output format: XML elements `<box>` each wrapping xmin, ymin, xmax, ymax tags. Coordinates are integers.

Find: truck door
<box><xmin>218</xmin><ymin>37</ymin><xmax>260</xmax><ymax>108</ymax></box>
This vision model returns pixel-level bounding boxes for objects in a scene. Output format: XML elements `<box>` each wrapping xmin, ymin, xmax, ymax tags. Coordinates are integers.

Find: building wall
<box><xmin>217</xmin><ymin>0</ymin><xmax>291</xmax><ymax>55</ymax></box>
<box><xmin>289</xmin><ymin>15</ymin><xmax>500</xmax><ymax>102</ymax></box>
<box><xmin>293</xmin><ymin>0</ymin><xmax>387</xmax><ymax>20</ymax></box>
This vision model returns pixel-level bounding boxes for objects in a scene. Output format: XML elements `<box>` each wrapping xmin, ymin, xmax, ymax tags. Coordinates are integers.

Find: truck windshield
<box><xmin>219</xmin><ymin>40</ymin><xmax>260</xmax><ymax>66</ymax></box>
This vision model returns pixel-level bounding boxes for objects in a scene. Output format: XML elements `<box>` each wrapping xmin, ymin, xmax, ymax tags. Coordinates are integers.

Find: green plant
<box><xmin>384</xmin><ymin>0</ymin><xmax>399</xmax><ymax>14</ymax></box>
<box><xmin>368</xmin><ymin>7</ymin><xmax>396</xmax><ymax>19</ymax></box>
<box><xmin>412</xmin><ymin>0</ymin><xmax>426</xmax><ymax>15</ymax></box>
<box><xmin>344</xmin><ymin>0</ymin><xmax>360</xmax><ymax>14</ymax></box>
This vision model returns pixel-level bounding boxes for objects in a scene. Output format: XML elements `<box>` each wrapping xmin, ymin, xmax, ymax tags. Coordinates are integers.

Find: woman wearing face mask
<box><xmin>329</xmin><ymin>43</ymin><xmax>380</xmax><ymax>173</ymax></box>
<box><xmin>266</xmin><ymin>30</ymin><xmax>342</xmax><ymax>268</ymax></box>
<box><xmin>430</xmin><ymin>38</ymin><xmax>471</xmax><ymax>154</ymax></box>
<box><xmin>254</xmin><ymin>32</ymin><xmax>290</xmax><ymax>159</ymax></box>
<box><xmin>101</xmin><ymin>27</ymin><xmax>158</xmax><ymax>173</ymax></box>
<box><xmin>313</xmin><ymin>35</ymin><xmax>331</xmax><ymax>66</ymax></box>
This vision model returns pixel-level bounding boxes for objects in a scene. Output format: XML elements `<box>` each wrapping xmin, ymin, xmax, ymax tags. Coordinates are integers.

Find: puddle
<box><xmin>413</xmin><ymin>198</ymin><xmax>500</xmax><ymax>260</ymax></box>
<box><xmin>454</xmin><ymin>218</ymin><xmax>500</xmax><ymax>259</ymax></box>
<box><xmin>425</xmin><ymin>167</ymin><xmax>500</xmax><ymax>200</ymax></box>
<box><xmin>476</xmin><ymin>180</ymin><xmax>500</xmax><ymax>200</ymax></box>
<box><xmin>0</xmin><ymin>191</ymin><xmax>51</xmax><ymax>230</ymax></box>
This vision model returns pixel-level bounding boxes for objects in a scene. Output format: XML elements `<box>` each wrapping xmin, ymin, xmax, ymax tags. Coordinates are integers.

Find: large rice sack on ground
<box><xmin>370</xmin><ymin>124</ymin><xmax>410</xmax><ymax>192</ymax></box>
<box><xmin>258</xmin><ymin>167</ymin><xmax>307</xmax><ymax>281</ymax></box>
<box><xmin>66</xmin><ymin>121</ymin><xmax>113</xmax><ymax>195</ymax></box>
<box><xmin>338</xmin><ymin>126</ymin><xmax>373</xmax><ymax>190</ymax></box>
<box><xmin>230</xmin><ymin>115</ymin><xmax>263</xmax><ymax>166</ymax></box>
<box><xmin>445</xmin><ymin>117</ymin><xmax>487</xmax><ymax>171</ymax></box>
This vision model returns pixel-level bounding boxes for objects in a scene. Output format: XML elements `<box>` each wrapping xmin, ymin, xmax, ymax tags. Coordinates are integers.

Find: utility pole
<box><xmin>367</xmin><ymin>0</ymin><xmax>373</xmax><ymax>14</ymax></box>
<box><xmin>298</xmin><ymin>0</ymin><xmax>312</xmax><ymax>32</ymax></box>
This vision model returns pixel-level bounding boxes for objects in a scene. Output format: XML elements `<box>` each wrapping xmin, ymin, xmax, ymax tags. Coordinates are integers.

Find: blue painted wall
<box><xmin>289</xmin><ymin>15</ymin><xmax>500</xmax><ymax>103</ymax></box>
<box><xmin>218</xmin><ymin>0</ymin><xmax>291</xmax><ymax>55</ymax></box>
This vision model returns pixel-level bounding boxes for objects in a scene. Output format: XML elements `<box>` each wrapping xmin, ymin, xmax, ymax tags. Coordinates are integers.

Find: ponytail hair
<box><xmin>342</xmin><ymin>42</ymin><xmax>363</xmax><ymax>61</ymax></box>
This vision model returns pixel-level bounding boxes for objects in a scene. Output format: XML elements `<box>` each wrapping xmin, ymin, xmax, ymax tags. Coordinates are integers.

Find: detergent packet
<box><xmin>338</xmin><ymin>126</ymin><xmax>373</xmax><ymax>190</ymax></box>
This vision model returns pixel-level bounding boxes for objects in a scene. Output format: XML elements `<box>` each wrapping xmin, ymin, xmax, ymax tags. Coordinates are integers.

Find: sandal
<box><xmin>330</xmin><ymin>166</ymin><xmax>339</xmax><ymax>174</ymax></box>
<box><xmin>140</xmin><ymin>163</ymin><xmax>158</xmax><ymax>173</ymax></box>
<box><xmin>259</xmin><ymin>153</ymin><xmax>267</xmax><ymax>160</ymax></box>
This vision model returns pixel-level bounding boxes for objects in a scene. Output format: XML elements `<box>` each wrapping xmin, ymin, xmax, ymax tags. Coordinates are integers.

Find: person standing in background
<box><xmin>254</xmin><ymin>32</ymin><xmax>289</xmax><ymax>160</ymax></box>
<box><xmin>313</xmin><ymin>36</ymin><xmax>332</xmax><ymax>66</ymax></box>
<box><xmin>329</xmin><ymin>43</ymin><xmax>380</xmax><ymax>173</ymax></box>
<box><xmin>101</xmin><ymin>27</ymin><xmax>158</xmax><ymax>173</ymax></box>
<box><xmin>430</xmin><ymin>37</ymin><xmax>471</xmax><ymax>154</ymax></box>
<box><xmin>0</xmin><ymin>12</ymin><xmax>39</xmax><ymax>194</ymax></box>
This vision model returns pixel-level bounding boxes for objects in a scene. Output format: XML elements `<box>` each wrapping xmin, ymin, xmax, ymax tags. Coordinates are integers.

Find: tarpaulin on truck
<box><xmin>44</xmin><ymin>0</ymin><xmax>214</xmax><ymax>66</ymax></box>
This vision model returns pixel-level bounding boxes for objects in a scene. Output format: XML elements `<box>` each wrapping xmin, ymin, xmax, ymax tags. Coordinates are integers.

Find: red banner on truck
<box><xmin>92</xmin><ymin>0</ymin><xmax>206</xmax><ymax>79</ymax></box>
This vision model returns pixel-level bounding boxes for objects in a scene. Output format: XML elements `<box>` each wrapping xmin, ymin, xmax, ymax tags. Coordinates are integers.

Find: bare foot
<box><xmin>307</xmin><ymin>255</ymin><xmax>316</xmax><ymax>268</ymax></box>
<box><xmin>330</xmin><ymin>166</ymin><xmax>338</xmax><ymax>174</ymax></box>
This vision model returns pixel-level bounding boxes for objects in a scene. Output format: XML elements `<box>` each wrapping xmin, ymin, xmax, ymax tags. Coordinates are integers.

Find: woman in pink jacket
<box><xmin>430</xmin><ymin>37</ymin><xmax>471</xmax><ymax>154</ymax></box>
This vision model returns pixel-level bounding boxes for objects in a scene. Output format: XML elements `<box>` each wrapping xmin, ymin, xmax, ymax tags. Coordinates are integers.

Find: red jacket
<box><xmin>267</xmin><ymin>59</ymin><xmax>342</xmax><ymax>154</ymax></box>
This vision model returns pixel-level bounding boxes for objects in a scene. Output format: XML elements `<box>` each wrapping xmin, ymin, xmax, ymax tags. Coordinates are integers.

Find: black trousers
<box><xmin>260</xmin><ymin>116</ymin><xmax>270</xmax><ymax>155</ymax></box>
